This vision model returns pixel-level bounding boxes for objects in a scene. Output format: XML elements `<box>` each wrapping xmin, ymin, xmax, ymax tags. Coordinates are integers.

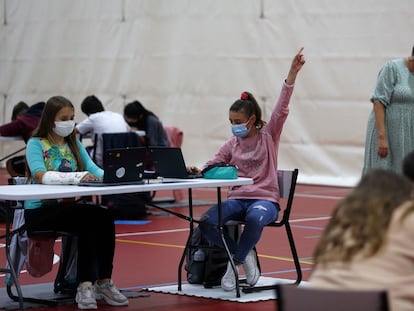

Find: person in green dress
<box><xmin>362</xmin><ymin>45</ymin><xmax>414</xmax><ymax>175</ymax></box>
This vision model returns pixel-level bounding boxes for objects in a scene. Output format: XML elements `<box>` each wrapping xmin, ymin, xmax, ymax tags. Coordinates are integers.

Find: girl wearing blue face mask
<box><xmin>24</xmin><ymin>96</ymin><xmax>128</xmax><ymax>309</ymax></box>
<box><xmin>199</xmin><ymin>48</ymin><xmax>306</xmax><ymax>292</ymax></box>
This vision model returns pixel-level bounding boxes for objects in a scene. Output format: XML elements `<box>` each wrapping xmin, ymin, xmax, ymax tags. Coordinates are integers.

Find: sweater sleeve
<box><xmin>265</xmin><ymin>82</ymin><xmax>295</xmax><ymax>140</ymax></box>
<box><xmin>205</xmin><ymin>139</ymin><xmax>234</xmax><ymax>167</ymax></box>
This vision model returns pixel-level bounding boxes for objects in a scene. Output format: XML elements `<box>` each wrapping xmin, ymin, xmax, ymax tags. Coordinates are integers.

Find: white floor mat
<box><xmin>147</xmin><ymin>277</ymin><xmax>309</xmax><ymax>303</ymax></box>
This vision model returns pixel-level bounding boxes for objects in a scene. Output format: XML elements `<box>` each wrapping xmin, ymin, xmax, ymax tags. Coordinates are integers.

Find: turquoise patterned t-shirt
<box><xmin>24</xmin><ymin>137</ymin><xmax>103</xmax><ymax>209</ymax></box>
<box><xmin>40</xmin><ymin>138</ymin><xmax>78</xmax><ymax>172</ymax></box>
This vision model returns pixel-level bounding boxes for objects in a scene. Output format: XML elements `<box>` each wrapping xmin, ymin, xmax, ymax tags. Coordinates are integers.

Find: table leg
<box><xmin>216</xmin><ymin>187</ymin><xmax>240</xmax><ymax>298</ymax></box>
<box><xmin>177</xmin><ymin>188</ymin><xmax>194</xmax><ymax>291</ymax></box>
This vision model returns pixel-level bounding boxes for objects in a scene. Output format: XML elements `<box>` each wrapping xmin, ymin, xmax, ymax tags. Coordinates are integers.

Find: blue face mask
<box><xmin>231</xmin><ymin>120</ymin><xmax>251</xmax><ymax>138</ymax></box>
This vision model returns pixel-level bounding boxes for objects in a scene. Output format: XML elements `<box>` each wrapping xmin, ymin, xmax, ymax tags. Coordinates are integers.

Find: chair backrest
<box><xmin>225</xmin><ymin>168</ymin><xmax>299</xmax><ymax>227</ymax></box>
<box><xmin>101</xmin><ymin>132</ymin><xmax>143</xmax><ymax>166</ymax></box>
<box><xmin>102</xmin><ymin>132</ymin><xmax>143</xmax><ymax>151</ymax></box>
<box><xmin>277</xmin><ymin>169</ymin><xmax>297</xmax><ymax>199</ymax></box>
<box><xmin>276</xmin><ymin>284</ymin><xmax>389</xmax><ymax>311</ymax></box>
<box><xmin>277</xmin><ymin>168</ymin><xmax>298</xmax><ymax>224</ymax></box>
<box><xmin>164</xmin><ymin>125</ymin><xmax>183</xmax><ymax>148</ymax></box>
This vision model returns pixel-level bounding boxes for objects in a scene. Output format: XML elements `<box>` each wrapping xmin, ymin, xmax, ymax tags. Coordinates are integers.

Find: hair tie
<box><xmin>240</xmin><ymin>92</ymin><xmax>249</xmax><ymax>100</ymax></box>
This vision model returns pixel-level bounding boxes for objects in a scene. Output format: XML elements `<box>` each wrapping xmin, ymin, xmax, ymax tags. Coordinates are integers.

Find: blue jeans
<box><xmin>199</xmin><ymin>199</ymin><xmax>279</xmax><ymax>264</ymax></box>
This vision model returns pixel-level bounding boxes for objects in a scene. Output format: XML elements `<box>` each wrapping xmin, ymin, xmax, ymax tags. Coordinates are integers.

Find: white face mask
<box><xmin>53</xmin><ymin>120</ymin><xmax>75</xmax><ymax>137</ymax></box>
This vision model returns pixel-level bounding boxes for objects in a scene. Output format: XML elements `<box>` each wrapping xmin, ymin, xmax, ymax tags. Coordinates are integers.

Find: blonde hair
<box><xmin>313</xmin><ymin>169</ymin><xmax>414</xmax><ymax>267</ymax></box>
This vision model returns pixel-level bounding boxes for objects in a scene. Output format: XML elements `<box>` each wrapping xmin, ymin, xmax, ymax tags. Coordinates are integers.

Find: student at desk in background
<box><xmin>24</xmin><ymin>96</ymin><xmax>128</xmax><ymax>310</ymax></box>
<box><xmin>0</xmin><ymin>101</ymin><xmax>45</xmax><ymax>176</ymax></box>
<box><xmin>123</xmin><ymin>100</ymin><xmax>169</xmax><ymax>147</ymax></box>
<box><xmin>11</xmin><ymin>101</ymin><xmax>29</xmax><ymax>121</ymax></box>
<box><xmin>195</xmin><ymin>48</ymin><xmax>305</xmax><ymax>292</ymax></box>
<box><xmin>75</xmin><ymin>95</ymin><xmax>129</xmax><ymax>167</ymax></box>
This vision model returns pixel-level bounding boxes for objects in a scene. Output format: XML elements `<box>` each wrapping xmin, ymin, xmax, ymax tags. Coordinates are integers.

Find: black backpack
<box><xmin>186</xmin><ymin>224</ymin><xmax>248</xmax><ymax>288</ymax></box>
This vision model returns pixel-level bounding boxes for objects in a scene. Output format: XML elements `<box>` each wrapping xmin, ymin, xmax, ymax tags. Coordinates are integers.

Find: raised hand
<box><xmin>286</xmin><ymin>47</ymin><xmax>305</xmax><ymax>85</ymax></box>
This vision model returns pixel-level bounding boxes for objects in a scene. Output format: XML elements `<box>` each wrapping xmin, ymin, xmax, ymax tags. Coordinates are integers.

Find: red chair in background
<box><xmin>163</xmin><ymin>126</ymin><xmax>184</xmax><ymax>202</ymax></box>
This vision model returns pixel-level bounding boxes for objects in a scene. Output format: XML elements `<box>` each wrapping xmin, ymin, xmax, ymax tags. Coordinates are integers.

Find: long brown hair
<box><xmin>313</xmin><ymin>169</ymin><xmax>414</xmax><ymax>267</ymax></box>
<box><xmin>27</xmin><ymin>96</ymin><xmax>85</xmax><ymax>178</ymax></box>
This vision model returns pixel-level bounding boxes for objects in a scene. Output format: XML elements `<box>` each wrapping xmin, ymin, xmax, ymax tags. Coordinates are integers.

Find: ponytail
<box><xmin>230</xmin><ymin>91</ymin><xmax>265</xmax><ymax>129</ymax></box>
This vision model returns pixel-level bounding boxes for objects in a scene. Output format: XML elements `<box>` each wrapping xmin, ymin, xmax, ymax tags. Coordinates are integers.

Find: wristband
<box><xmin>42</xmin><ymin>171</ymin><xmax>88</xmax><ymax>185</ymax></box>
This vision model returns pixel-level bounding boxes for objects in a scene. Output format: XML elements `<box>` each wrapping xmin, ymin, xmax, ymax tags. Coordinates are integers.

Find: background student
<box><xmin>76</xmin><ymin>95</ymin><xmax>129</xmax><ymax>167</ymax></box>
<box><xmin>11</xmin><ymin>101</ymin><xmax>29</xmax><ymax>121</ymax></box>
<box><xmin>123</xmin><ymin>100</ymin><xmax>169</xmax><ymax>147</ymax></box>
<box><xmin>0</xmin><ymin>101</ymin><xmax>45</xmax><ymax>176</ymax></box>
<box><xmin>309</xmin><ymin>169</ymin><xmax>414</xmax><ymax>311</ymax></box>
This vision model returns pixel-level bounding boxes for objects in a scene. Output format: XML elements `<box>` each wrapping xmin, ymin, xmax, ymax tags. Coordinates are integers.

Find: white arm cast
<box><xmin>41</xmin><ymin>171</ymin><xmax>89</xmax><ymax>185</ymax></box>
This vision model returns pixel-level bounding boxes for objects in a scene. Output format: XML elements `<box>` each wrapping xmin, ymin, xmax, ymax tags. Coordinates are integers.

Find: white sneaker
<box><xmin>94</xmin><ymin>280</ymin><xmax>129</xmax><ymax>306</ymax></box>
<box><xmin>221</xmin><ymin>261</ymin><xmax>240</xmax><ymax>291</ymax></box>
<box><xmin>243</xmin><ymin>249</ymin><xmax>260</xmax><ymax>286</ymax></box>
<box><xmin>75</xmin><ymin>282</ymin><xmax>97</xmax><ymax>310</ymax></box>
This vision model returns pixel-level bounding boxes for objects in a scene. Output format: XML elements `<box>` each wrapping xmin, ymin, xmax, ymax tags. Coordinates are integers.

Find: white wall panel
<box><xmin>1</xmin><ymin>0</ymin><xmax>413</xmax><ymax>185</ymax></box>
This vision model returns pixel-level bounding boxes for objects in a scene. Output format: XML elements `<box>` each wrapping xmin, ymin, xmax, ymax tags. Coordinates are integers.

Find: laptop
<box><xmin>148</xmin><ymin>147</ymin><xmax>203</xmax><ymax>179</ymax></box>
<box><xmin>79</xmin><ymin>147</ymin><xmax>146</xmax><ymax>186</ymax></box>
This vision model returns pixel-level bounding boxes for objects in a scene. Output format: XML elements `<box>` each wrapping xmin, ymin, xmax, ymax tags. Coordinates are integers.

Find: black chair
<box><xmin>102</xmin><ymin>132</ymin><xmax>143</xmax><ymax>154</ymax></box>
<box><xmin>100</xmin><ymin>132</ymin><xmax>150</xmax><ymax>219</ymax></box>
<box><xmin>226</xmin><ymin>169</ymin><xmax>301</xmax><ymax>295</ymax></box>
<box><xmin>0</xmin><ymin>177</ymin><xmax>77</xmax><ymax>310</ymax></box>
<box><xmin>85</xmin><ymin>132</ymin><xmax>144</xmax><ymax>166</ymax></box>
<box><xmin>276</xmin><ymin>284</ymin><xmax>389</xmax><ymax>311</ymax></box>
<box><xmin>179</xmin><ymin>169</ymin><xmax>300</xmax><ymax>297</ymax></box>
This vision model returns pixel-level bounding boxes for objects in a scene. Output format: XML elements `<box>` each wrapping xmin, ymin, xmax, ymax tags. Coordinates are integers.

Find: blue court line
<box><xmin>114</xmin><ymin>220</ymin><xmax>152</xmax><ymax>225</ymax></box>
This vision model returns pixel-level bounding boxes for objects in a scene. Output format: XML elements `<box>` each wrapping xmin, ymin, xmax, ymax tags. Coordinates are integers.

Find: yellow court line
<box><xmin>259</xmin><ymin>254</ymin><xmax>313</xmax><ymax>265</ymax></box>
<box><xmin>0</xmin><ymin>232</ymin><xmax>314</xmax><ymax>266</ymax></box>
<box><xmin>116</xmin><ymin>239</ymin><xmax>185</xmax><ymax>249</ymax></box>
<box><xmin>116</xmin><ymin>238</ymin><xmax>314</xmax><ymax>265</ymax></box>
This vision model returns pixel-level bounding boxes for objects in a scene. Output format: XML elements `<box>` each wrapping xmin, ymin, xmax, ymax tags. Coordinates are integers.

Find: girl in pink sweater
<box><xmin>199</xmin><ymin>48</ymin><xmax>305</xmax><ymax>291</ymax></box>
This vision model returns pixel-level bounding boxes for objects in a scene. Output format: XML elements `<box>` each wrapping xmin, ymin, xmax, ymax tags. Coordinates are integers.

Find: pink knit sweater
<box><xmin>206</xmin><ymin>82</ymin><xmax>294</xmax><ymax>203</ymax></box>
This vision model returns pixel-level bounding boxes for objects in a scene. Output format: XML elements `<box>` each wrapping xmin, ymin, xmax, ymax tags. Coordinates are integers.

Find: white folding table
<box><xmin>0</xmin><ymin>177</ymin><xmax>253</xmax><ymax>309</ymax></box>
